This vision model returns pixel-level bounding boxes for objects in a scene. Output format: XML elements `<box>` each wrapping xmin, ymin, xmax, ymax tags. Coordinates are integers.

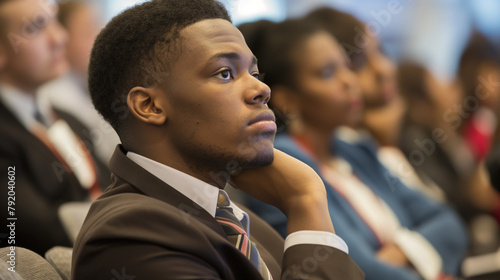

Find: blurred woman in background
<box><xmin>305</xmin><ymin>7</ymin><xmax>447</xmax><ymax>202</ymax></box>
<box><xmin>237</xmin><ymin>18</ymin><xmax>468</xmax><ymax>280</ymax></box>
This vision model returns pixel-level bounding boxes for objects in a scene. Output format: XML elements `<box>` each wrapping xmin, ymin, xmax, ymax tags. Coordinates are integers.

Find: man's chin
<box><xmin>46</xmin><ymin>62</ymin><xmax>70</xmax><ymax>81</ymax></box>
<box><xmin>242</xmin><ymin>147</ymin><xmax>274</xmax><ymax>169</ymax></box>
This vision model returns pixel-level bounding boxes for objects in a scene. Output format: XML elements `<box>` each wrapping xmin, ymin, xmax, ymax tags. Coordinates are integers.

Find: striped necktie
<box><xmin>215</xmin><ymin>190</ymin><xmax>272</xmax><ymax>280</ymax></box>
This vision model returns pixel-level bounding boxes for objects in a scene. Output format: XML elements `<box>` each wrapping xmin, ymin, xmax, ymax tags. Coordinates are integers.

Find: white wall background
<box><xmin>91</xmin><ymin>0</ymin><xmax>500</xmax><ymax>80</ymax></box>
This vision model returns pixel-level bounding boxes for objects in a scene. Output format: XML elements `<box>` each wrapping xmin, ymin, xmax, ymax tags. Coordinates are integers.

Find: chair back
<box><xmin>45</xmin><ymin>246</ymin><xmax>73</xmax><ymax>280</ymax></box>
<box><xmin>0</xmin><ymin>247</ymin><xmax>62</xmax><ymax>280</ymax></box>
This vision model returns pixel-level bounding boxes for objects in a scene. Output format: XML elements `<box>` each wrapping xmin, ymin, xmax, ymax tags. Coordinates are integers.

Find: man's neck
<box><xmin>0</xmin><ymin>77</ymin><xmax>38</xmax><ymax>96</ymax></box>
<box><xmin>123</xmin><ymin>141</ymin><xmax>228</xmax><ymax>189</ymax></box>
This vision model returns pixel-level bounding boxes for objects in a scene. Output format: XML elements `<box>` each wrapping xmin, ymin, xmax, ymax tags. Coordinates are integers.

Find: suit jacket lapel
<box><xmin>108</xmin><ymin>145</ymin><xmax>227</xmax><ymax>237</ymax></box>
<box><xmin>0</xmin><ymin>98</ymin><xmax>23</xmax><ymax>127</ymax></box>
<box><xmin>0</xmin><ymin>100</ymin><xmax>85</xmax><ymax>198</ymax></box>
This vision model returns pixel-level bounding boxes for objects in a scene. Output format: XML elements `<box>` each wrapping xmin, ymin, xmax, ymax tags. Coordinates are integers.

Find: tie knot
<box><xmin>217</xmin><ymin>190</ymin><xmax>230</xmax><ymax>207</ymax></box>
<box><xmin>34</xmin><ymin>107</ymin><xmax>48</xmax><ymax>127</ymax></box>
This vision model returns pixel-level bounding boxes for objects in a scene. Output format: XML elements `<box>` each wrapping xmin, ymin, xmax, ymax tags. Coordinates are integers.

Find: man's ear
<box><xmin>127</xmin><ymin>86</ymin><xmax>168</xmax><ymax>125</ymax></box>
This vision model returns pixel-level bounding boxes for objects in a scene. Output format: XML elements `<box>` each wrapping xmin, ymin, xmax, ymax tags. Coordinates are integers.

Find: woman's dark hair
<box><xmin>458</xmin><ymin>32</ymin><xmax>500</xmax><ymax>102</ymax></box>
<box><xmin>238</xmin><ymin>19</ymin><xmax>274</xmax><ymax>65</ymax></box>
<box><xmin>239</xmin><ymin>19</ymin><xmax>324</xmax><ymax>91</ymax></box>
<box><xmin>239</xmin><ymin>19</ymin><xmax>325</xmax><ymax>130</ymax></box>
<box><xmin>305</xmin><ymin>7</ymin><xmax>368</xmax><ymax>71</ymax></box>
<box><xmin>398</xmin><ymin>61</ymin><xmax>431</xmax><ymax>104</ymax></box>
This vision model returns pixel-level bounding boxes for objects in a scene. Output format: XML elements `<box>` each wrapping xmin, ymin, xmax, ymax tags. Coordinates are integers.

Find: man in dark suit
<box><xmin>72</xmin><ymin>0</ymin><xmax>365</xmax><ymax>279</ymax></box>
<box><xmin>0</xmin><ymin>0</ymin><xmax>108</xmax><ymax>255</ymax></box>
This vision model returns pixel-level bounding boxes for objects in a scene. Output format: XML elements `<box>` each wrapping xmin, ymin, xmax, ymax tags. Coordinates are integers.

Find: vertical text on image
<box><xmin>6</xmin><ymin>166</ymin><xmax>17</xmax><ymax>272</ymax></box>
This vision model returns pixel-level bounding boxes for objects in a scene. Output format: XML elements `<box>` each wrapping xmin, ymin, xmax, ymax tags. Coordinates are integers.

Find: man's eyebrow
<box><xmin>205</xmin><ymin>52</ymin><xmax>258</xmax><ymax>68</ymax></box>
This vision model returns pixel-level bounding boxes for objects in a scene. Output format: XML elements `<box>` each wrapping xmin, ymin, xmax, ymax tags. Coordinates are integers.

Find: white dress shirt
<box><xmin>322</xmin><ymin>158</ymin><xmax>442</xmax><ymax>280</ymax></box>
<box><xmin>127</xmin><ymin>151</ymin><xmax>349</xmax><ymax>254</ymax></box>
<box><xmin>0</xmin><ymin>84</ymin><xmax>55</xmax><ymax>129</ymax></box>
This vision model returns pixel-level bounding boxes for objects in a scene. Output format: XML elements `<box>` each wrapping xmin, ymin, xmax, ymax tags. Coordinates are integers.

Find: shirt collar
<box><xmin>0</xmin><ymin>84</ymin><xmax>37</xmax><ymax>129</ymax></box>
<box><xmin>0</xmin><ymin>83</ymin><xmax>55</xmax><ymax>129</ymax></box>
<box><xmin>127</xmin><ymin>151</ymin><xmax>220</xmax><ymax>217</ymax></box>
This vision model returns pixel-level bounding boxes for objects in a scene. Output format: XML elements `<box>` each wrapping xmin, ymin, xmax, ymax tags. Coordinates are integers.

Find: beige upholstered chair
<box><xmin>0</xmin><ymin>247</ymin><xmax>62</xmax><ymax>280</ymax></box>
<box><xmin>45</xmin><ymin>246</ymin><xmax>73</xmax><ymax>280</ymax></box>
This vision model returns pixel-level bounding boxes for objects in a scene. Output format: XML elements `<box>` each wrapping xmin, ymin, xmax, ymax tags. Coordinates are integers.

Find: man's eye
<box><xmin>215</xmin><ymin>69</ymin><xmax>232</xmax><ymax>80</ymax></box>
<box><xmin>253</xmin><ymin>72</ymin><xmax>265</xmax><ymax>82</ymax></box>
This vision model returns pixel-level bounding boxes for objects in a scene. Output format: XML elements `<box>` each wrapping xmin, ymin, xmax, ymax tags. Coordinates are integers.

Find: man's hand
<box><xmin>376</xmin><ymin>243</ymin><xmax>409</xmax><ymax>267</ymax></box>
<box><xmin>230</xmin><ymin>149</ymin><xmax>335</xmax><ymax>234</ymax></box>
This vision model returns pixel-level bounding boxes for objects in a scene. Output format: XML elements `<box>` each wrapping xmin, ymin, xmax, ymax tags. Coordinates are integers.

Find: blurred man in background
<box><xmin>0</xmin><ymin>0</ymin><xmax>108</xmax><ymax>255</ymax></box>
<box><xmin>39</xmin><ymin>0</ymin><xmax>119</xmax><ymax>164</ymax></box>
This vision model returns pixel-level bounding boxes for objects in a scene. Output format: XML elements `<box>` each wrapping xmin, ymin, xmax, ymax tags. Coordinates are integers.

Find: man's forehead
<box><xmin>1</xmin><ymin>0</ymin><xmax>55</xmax><ymax>25</ymax></box>
<box><xmin>181</xmin><ymin>19</ymin><xmax>245</xmax><ymax>46</ymax></box>
<box><xmin>179</xmin><ymin>19</ymin><xmax>250</xmax><ymax>60</ymax></box>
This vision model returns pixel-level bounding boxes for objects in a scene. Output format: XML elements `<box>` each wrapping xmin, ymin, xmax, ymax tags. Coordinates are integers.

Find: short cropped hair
<box><xmin>89</xmin><ymin>0</ymin><xmax>231</xmax><ymax>133</ymax></box>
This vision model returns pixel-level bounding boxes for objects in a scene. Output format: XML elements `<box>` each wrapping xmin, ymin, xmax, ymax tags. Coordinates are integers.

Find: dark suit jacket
<box><xmin>72</xmin><ymin>145</ymin><xmax>365</xmax><ymax>279</ymax></box>
<box><xmin>0</xmin><ymin>100</ymin><xmax>109</xmax><ymax>255</ymax></box>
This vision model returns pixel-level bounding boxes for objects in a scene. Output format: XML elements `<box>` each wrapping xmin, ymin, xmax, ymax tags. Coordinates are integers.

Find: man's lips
<box><xmin>248</xmin><ymin>111</ymin><xmax>277</xmax><ymax>132</ymax></box>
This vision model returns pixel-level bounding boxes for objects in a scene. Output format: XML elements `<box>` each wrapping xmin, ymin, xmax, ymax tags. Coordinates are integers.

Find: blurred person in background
<box><xmin>238</xmin><ymin>18</ymin><xmax>468</xmax><ymax>280</ymax></box>
<box><xmin>457</xmin><ymin>33</ymin><xmax>500</xmax><ymax>162</ymax></box>
<box><xmin>398</xmin><ymin>61</ymin><xmax>500</xmax><ymax>255</ymax></box>
<box><xmin>304</xmin><ymin>8</ymin><xmax>397</xmax><ymax>118</ymax></box>
<box><xmin>0</xmin><ymin>0</ymin><xmax>108</xmax><ymax>255</ymax></box>
<box><xmin>39</xmin><ymin>0</ymin><xmax>119</xmax><ymax>164</ymax></box>
<box><xmin>306</xmin><ymin>6</ymin><xmax>499</xmax><ymax>256</ymax></box>
<box><xmin>305</xmin><ymin>8</ymin><xmax>446</xmax><ymax>201</ymax></box>
<box><xmin>458</xmin><ymin>32</ymin><xmax>500</xmax><ymax>253</ymax></box>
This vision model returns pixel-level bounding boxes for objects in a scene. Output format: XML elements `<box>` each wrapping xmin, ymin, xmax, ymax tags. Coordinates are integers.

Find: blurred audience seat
<box><xmin>0</xmin><ymin>247</ymin><xmax>62</xmax><ymax>280</ymax></box>
<box><xmin>45</xmin><ymin>246</ymin><xmax>73</xmax><ymax>280</ymax></box>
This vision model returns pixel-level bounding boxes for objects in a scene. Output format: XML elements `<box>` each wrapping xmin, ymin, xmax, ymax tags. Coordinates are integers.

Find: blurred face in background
<box><xmin>355</xmin><ymin>36</ymin><xmax>397</xmax><ymax>109</ymax></box>
<box><xmin>426</xmin><ymin>72</ymin><xmax>463</xmax><ymax>119</ymax></box>
<box><xmin>64</xmin><ymin>3</ymin><xmax>103</xmax><ymax>79</ymax></box>
<box><xmin>477</xmin><ymin>62</ymin><xmax>500</xmax><ymax>112</ymax></box>
<box><xmin>289</xmin><ymin>32</ymin><xmax>362</xmax><ymax>131</ymax></box>
<box><xmin>0</xmin><ymin>0</ymin><xmax>68</xmax><ymax>93</ymax></box>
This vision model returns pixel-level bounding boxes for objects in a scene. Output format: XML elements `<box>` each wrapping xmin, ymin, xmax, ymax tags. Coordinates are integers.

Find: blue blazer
<box><xmin>244</xmin><ymin>133</ymin><xmax>468</xmax><ymax>279</ymax></box>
